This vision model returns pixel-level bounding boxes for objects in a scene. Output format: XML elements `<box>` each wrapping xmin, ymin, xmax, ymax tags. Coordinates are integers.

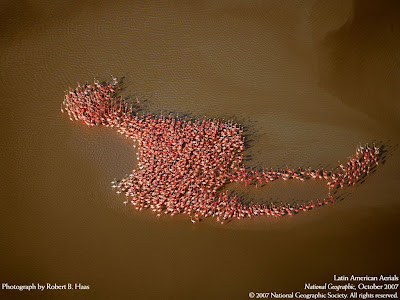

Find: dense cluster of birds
<box><xmin>62</xmin><ymin>79</ymin><xmax>380</xmax><ymax>224</ymax></box>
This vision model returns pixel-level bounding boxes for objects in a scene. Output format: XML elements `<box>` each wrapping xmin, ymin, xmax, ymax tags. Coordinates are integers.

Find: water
<box><xmin>1</xmin><ymin>1</ymin><xmax>399</xmax><ymax>299</ymax></box>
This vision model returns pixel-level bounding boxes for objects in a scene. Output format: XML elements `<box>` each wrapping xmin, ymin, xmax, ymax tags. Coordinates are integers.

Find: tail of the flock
<box><xmin>62</xmin><ymin>79</ymin><xmax>380</xmax><ymax>224</ymax></box>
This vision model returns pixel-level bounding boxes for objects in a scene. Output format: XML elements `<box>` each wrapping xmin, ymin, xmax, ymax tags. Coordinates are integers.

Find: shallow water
<box><xmin>1</xmin><ymin>1</ymin><xmax>399</xmax><ymax>299</ymax></box>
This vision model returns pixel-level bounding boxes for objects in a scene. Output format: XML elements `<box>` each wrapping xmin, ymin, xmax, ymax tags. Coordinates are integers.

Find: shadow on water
<box><xmin>98</xmin><ymin>77</ymin><xmax>391</xmax><ymax>213</ymax></box>
<box><xmin>375</xmin><ymin>140</ymin><xmax>398</xmax><ymax>166</ymax></box>
<box><xmin>331</xmin><ymin>140</ymin><xmax>392</xmax><ymax>202</ymax></box>
<box><xmin>114</xmin><ymin>76</ymin><xmax>262</xmax><ymax>153</ymax></box>
<box><xmin>230</xmin><ymin>139</ymin><xmax>391</xmax><ymax>208</ymax></box>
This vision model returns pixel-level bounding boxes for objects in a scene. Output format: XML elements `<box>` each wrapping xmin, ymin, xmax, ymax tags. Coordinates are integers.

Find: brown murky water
<box><xmin>1</xmin><ymin>1</ymin><xmax>399</xmax><ymax>299</ymax></box>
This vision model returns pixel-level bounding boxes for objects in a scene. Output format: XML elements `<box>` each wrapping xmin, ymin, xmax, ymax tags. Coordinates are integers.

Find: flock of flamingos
<box><xmin>61</xmin><ymin>78</ymin><xmax>380</xmax><ymax>224</ymax></box>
